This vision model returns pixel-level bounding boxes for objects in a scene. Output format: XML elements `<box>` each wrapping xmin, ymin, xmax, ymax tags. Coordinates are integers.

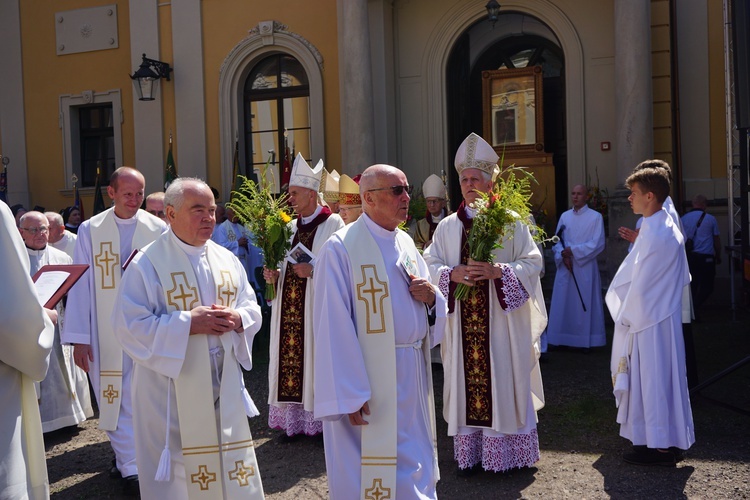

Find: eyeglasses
<box><xmin>147</xmin><ymin>210</ymin><xmax>165</xmax><ymax>218</ymax></box>
<box><xmin>21</xmin><ymin>226</ymin><xmax>49</xmax><ymax>235</ymax></box>
<box><xmin>367</xmin><ymin>185</ymin><xmax>413</xmax><ymax>196</ymax></box>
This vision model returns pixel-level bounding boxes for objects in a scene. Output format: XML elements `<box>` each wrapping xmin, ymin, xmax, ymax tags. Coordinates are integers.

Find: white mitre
<box><xmin>322</xmin><ymin>169</ymin><xmax>341</xmax><ymax>203</ymax></box>
<box><xmin>454</xmin><ymin>132</ymin><xmax>500</xmax><ymax>179</ymax></box>
<box><xmin>289</xmin><ymin>152</ymin><xmax>324</xmax><ymax>191</ymax></box>
<box><xmin>422</xmin><ymin>174</ymin><xmax>447</xmax><ymax>199</ymax></box>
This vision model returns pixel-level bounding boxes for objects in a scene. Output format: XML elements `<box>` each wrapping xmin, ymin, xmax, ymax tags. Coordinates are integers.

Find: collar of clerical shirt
<box><xmin>300</xmin><ymin>205</ymin><xmax>323</xmax><ymax>225</ymax></box>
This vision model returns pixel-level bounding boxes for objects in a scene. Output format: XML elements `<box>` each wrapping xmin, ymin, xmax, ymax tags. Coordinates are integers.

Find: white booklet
<box><xmin>286</xmin><ymin>242</ymin><xmax>316</xmax><ymax>265</ymax></box>
<box><xmin>396</xmin><ymin>250</ymin><xmax>419</xmax><ymax>285</ymax></box>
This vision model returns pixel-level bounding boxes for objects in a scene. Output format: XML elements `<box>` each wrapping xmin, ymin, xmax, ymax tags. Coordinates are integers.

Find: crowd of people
<box><xmin>1</xmin><ymin>135</ymin><xmax>705</xmax><ymax>499</ymax></box>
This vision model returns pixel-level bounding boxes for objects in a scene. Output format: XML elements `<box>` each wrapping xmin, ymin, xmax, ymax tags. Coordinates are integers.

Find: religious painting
<box><xmin>482</xmin><ymin>66</ymin><xmax>544</xmax><ymax>155</ymax></box>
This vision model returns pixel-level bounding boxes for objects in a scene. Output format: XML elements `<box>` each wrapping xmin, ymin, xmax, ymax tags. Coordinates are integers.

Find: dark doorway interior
<box><xmin>446</xmin><ymin>25</ymin><xmax>568</xmax><ymax>219</ymax></box>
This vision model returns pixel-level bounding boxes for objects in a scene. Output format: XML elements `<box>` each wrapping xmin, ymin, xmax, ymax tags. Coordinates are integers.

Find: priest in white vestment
<box><xmin>423</xmin><ymin>133</ymin><xmax>547</xmax><ymax>474</ymax></box>
<box><xmin>212</xmin><ymin>206</ymin><xmax>263</xmax><ymax>294</ymax></box>
<box><xmin>20</xmin><ymin>212</ymin><xmax>93</xmax><ymax>432</ymax></box>
<box><xmin>113</xmin><ymin>178</ymin><xmax>265</xmax><ymax>498</ymax></box>
<box><xmin>264</xmin><ymin>154</ymin><xmax>344</xmax><ymax>437</ymax></box>
<box><xmin>547</xmin><ymin>184</ymin><xmax>606</xmax><ymax>349</ymax></box>
<box><xmin>0</xmin><ymin>201</ymin><xmax>54</xmax><ymax>499</ymax></box>
<box><xmin>608</xmin><ymin>166</ymin><xmax>694</xmax><ymax>466</ymax></box>
<box><xmin>63</xmin><ymin>167</ymin><xmax>166</xmax><ymax>492</ymax></box>
<box><xmin>314</xmin><ymin>164</ymin><xmax>446</xmax><ymax>499</ymax></box>
<box><xmin>46</xmin><ymin>211</ymin><xmax>77</xmax><ymax>259</ymax></box>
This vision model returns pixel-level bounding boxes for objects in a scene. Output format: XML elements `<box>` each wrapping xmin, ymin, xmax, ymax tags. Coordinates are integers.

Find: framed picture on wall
<box><xmin>482</xmin><ymin>66</ymin><xmax>544</xmax><ymax>155</ymax></box>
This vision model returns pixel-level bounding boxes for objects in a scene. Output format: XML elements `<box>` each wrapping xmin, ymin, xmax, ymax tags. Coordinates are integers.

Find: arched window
<box><xmin>243</xmin><ymin>54</ymin><xmax>311</xmax><ymax>183</ymax></box>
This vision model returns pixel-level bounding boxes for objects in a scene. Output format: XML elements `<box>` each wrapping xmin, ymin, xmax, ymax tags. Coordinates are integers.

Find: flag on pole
<box><xmin>280</xmin><ymin>130</ymin><xmax>291</xmax><ymax>192</ymax></box>
<box><xmin>93</xmin><ymin>165</ymin><xmax>106</xmax><ymax>215</ymax></box>
<box><xmin>165</xmin><ymin>131</ymin><xmax>177</xmax><ymax>190</ymax></box>
<box><xmin>72</xmin><ymin>174</ymin><xmax>84</xmax><ymax>221</ymax></box>
<box><xmin>0</xmin><ymin>156</ymin><xmax>7</xmax><ymax>204</ymax></box>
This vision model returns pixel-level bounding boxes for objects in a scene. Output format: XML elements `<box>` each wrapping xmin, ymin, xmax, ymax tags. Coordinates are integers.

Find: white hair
<box><xmin>44</xmin><ymin>211</ymin><xmax>64</xmax><ymax>226</ymax></box>
<box><xmin>164</xmin><ymin>177</ymin><xmax>209</xmax><ymax>210</ymax></box>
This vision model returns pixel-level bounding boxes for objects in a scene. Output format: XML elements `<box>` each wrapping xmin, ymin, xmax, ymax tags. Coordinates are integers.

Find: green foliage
<box><xmin>227</xmin><ymin>169</ymin><xmax>293</xmax><ymax>300</ymax></box>
<box><xmin>455</xmin><ymin>165</ymin><xmax>545</xmax><ymax>301</ymax></box>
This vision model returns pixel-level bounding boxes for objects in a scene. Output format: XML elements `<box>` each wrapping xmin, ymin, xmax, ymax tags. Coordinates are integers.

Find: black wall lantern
<box><xmin>130</xmin><ymin>53</ymin><xmax>173</xmax><ymax>101</ymax></box>
<box><xmin>486</xmin><ymin>0</ymin><xmax>501</xmax><ymax>28</ymax></box>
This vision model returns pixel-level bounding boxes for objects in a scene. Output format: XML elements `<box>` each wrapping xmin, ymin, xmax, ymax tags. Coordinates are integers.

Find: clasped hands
<box><xmin>451</xmin><ymin>258</ymin><xmax>501</xmax><ymax>286</ymax></box>
<box><xmin>189</xmin><ymin>304</ymin><xmax>243</xmax><ymax>336</ymax></box>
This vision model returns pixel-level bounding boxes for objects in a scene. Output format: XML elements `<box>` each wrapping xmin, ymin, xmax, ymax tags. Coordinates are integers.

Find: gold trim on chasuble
<box><xmin>364</xmin><ymin>477</ymin><xmax>393</xmax><ymax>500</ymax></box>
<box><xmin>355</xmin><ymin>265</ymin><xmax>390</xmax><ymax>334</ymax></box>
<box><xmin>166</xmin><ymin>272</ymin><xmax>200</xmax><ymax>311</ymax></box>
<box><xmin>458</xmin><ymin>217</ymin><xmax>493</xmax><ymax>427</ymax></box>
<box><xmin>276</xmin><ymin>226</ymin><xmax>318</xmax><ymax>402</ymax></box>
<box><xmin>94</xmin><ymin>241</ymin><xmax>120</xmax><ymax>289</ymax></box>
<box><xmin>216</xmin><ymin>270</ymin><xmax>238</xmax><ymax>307</ymax></box>
<box><xmin>184</xmin><ymin>438</ymin><xmax>258</xmax><ymax>490</ymax></box>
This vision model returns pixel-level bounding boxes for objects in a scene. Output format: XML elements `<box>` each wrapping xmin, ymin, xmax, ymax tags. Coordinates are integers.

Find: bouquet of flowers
<box><xmin>454</xmin><ymin>165</ymin><xmax>542</xmax><ymax>301</ymax></box>
<box><xmin>228</xmin><ymin>169</ymin><xmax>293</xmax><ymax>301</ymax></box>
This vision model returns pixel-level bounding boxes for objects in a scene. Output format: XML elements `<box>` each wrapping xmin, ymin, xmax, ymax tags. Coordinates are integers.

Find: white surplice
<box><xmin>212</xmin><ymin>220</ymin><xmax>264</xmax><ymax>292</ymax></box>
<box><xmin>112</xmin><ymin>231</ymin><xmax>263</xmax><ymax>499</ymax></box>
<box><xmin>267</xmin><ymin>209</ymin><xmax>344</xmax><ymax>435</ymax></box>
<box><xmin>26</xmin><ymin>245</ymin><xmax>93</xmax><ymax>432</ymax></box>
<box><xmin>547</xmin><ymin>205</ymin><xmax>607</xmax><ymax>348</ymax></box>
<box><xmin>423</xmin><ymin>211</ymin><xmax>547</xmax><ymax>471</ymax></box>
<box><xmin>62</xmin><ymin>208</ymin><xmax>166</xmax><ymax>477</ymax></box>
<box><xmin>50</xmin><ymin>230</ymin><xmax>77</xmax><ymax>259</ymax></box>
<box><xmin>313</xmin><ymin>214</ymin><xmax>446</xmax><ymax>500</ymax></box>
<box><xmin>0</xmin><ymin>202</ymin><xmax>54</xmax><ymax>500</ymax></box>
<box><xmin>607</xmin><ymin>208</ymin><xmax>695</xmax><ymax>450</ymax></box>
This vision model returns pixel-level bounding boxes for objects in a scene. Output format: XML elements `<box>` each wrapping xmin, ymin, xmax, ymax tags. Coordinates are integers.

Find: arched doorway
<box><xmin>446</xmin><ymin>13</ymin><xmax>567</xmax><ymax>231</ymax></box>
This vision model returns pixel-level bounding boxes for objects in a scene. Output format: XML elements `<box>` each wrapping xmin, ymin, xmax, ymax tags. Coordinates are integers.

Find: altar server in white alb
<box><xmin>0</xmin><ymin>201</ymin><xmax>54</xmax><ymax>499</ymax></box>
<box><xmin>113</xmin><ymin>178</ymin><xmax>264</xmax><ymax>498</ymax></box>
<box><xmin>423</xmin><ymin>133</ymin><xmax>547</xmax><ymax>474</ymax></box>
<box><xmin>212</xmin><ymin>206</ymin><xmax>264</xmax><ymax>294</ymax></box>
<box><xmin>63</xmin><ymin>167</ymin><xmax>166</xmax><ymax>491</ymax></box>
<box><xmin>607</xmin><ymin>165</ymin><xmax>694</xmax><ymax>466</ymax></box>
<box><xmin>313</xmin><ymin>164</ymin><xmax>447</xmax><ymax>499</ymax></box>
<box><xmin>263</xmin><ymin>153</ymin><xmax>344</xmax><ymax>437</ymax></box>
<box><xmin>546</xmin><ymin>184</ymin><xmax>606</xmax><ymax>349</ymax></box>
<box><xmin>20</xmin><ymin>211</ymin><xmax>93</xmax><ymax>432</ymax></box>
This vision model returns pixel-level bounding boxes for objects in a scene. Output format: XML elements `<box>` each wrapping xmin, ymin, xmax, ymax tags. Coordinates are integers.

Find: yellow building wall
<box><xmin>198</xmin><ymin>0</ymin><xmax>341</xmax><ymax>193</ymax></box>
<box><xmin>651</xmin><ymin>0</ymin><xmax>673</xmax><ymax>167</ymax></box>
<box><xmin>20</xmin><ymin>0</ymin><xmax>135</xmax><ymax>213</ymax></box>
<box><xmin>708</xmin><ymin>0</ymin><xmax>727</xmax><ymax>179</ymax></box>
<box><xmin>19</xmin><ymin>0</ymin><xmax>340</xmax><ymax>213</ymax></box>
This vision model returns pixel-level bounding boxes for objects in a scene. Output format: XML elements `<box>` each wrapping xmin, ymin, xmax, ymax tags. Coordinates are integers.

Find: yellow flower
<box><xmin>280</xmin><ymin>210</ymin><xmax>292</xmax><ymax>224</ymax></box>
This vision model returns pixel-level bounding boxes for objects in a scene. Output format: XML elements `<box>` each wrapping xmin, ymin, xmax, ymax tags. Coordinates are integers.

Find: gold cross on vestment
<box><xmin>190</xmin><ymin>465</ymin><xmax>217</xmax><ymax>491</ymax></box>
<box><xmin>95</xmin><ymin>242</ymin><xmax>120</xmax><ymax>289</ymax></box>
<box><xmin>356</xmin><ymin>265</ymin><xmax>389</xmax><ymax>334</ymax></box>
<box><xmin>228</xmin><ymin>460</ymin><xmax>255</xmax><ymax>486</ymax></box>
<box><xmin>167</xmin><ymin>272</ymin><xmax>199</xmax><ymax>311</ymax></box>
<box><xmin>217</xmin><ymin>270</ymin><xmax>237</xmax><ymax>307</ymax></box>
<box><xmin>102</xmin><ymin>384</ymin><xmax>119</xmax><ymax>404</ymax></box>
<box><xmin>364</xmin><ymin>478</ymin><xmax>392</xmax><ymax>500</ymax></box>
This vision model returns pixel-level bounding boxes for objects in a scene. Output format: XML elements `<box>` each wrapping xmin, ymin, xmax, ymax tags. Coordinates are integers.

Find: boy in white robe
<box><xmin>607</xmin><ymin>164</ymin><xmax>695</xmax><ymax>466</ymax></box>
<box><xmin>0</xmin><ymin>201</ymin><xmax>54</xmax><ymax>499</ymax></box>
<box><xmin>112</xmin><ymin>178</ymin><xmax>264</xmax><ymax>499</ymax></box>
